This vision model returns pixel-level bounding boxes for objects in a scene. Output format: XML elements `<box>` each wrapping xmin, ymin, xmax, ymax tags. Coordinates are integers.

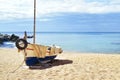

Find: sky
<box><xmin>0</xmin><ymin>0</ymin><xmax>120</xmax><ymax>32</ymax></box>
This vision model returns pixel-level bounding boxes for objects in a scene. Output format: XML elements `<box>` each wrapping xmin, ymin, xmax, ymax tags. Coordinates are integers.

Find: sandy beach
<box><xmin>0</xmin><ymin>48</ymin><xmax>120</xmax><ymax>80</ymax></box>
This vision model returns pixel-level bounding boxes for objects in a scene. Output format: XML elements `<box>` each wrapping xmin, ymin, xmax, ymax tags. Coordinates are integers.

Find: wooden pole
<box><xmin>33</xmin><ymin>0</ymin><xmax>36</xmax><ymax>44</ymax></box>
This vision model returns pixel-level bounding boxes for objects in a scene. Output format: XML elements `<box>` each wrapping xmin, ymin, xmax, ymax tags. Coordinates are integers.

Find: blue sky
<box><xmin>0</xmin><ymin>0</ymin><xmax>120</xmax><ymax>32</ymax></box>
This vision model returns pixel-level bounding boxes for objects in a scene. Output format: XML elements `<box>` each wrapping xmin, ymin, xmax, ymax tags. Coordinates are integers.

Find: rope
<box><xmin>6</xmin><ymin>50</ymin><xmax>26</xmax><ymax>80</ymax></box>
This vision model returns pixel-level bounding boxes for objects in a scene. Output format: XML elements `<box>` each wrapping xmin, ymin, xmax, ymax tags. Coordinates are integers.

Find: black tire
<box><xmin>15</xmin><ymin>39</ymin><xmax>28</xmax><ymax>50</ymax></box>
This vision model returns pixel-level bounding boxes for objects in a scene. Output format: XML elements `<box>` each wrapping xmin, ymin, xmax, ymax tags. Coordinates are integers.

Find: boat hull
<box><xmin>25</xmin><ymin>55</ymin><xmax>56</xmax><ymax>66</ymax></box>
<box><xmin>15</xmin><ymin>39</ymin><xmax>62</xmax><ymax>66</ymax></box>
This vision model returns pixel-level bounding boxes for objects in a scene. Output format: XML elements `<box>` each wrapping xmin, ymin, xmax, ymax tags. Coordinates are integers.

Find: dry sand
<box><xmin>0</xmin><ymin>48</ymin><xmax>120</xmax><ymax>80</ymax></box>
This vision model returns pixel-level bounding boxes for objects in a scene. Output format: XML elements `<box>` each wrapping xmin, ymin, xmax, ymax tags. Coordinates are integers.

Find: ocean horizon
<box><xmin>0</xmin><ymin>32</ymin><xmax>120</xmax><ymax>54</ymax></box>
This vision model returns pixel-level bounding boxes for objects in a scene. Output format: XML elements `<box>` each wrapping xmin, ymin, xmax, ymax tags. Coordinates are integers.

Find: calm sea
<box><xmin>1</xmin><ymin>32</ymin><xmax>120</xmax><ymax>54</ymax></box>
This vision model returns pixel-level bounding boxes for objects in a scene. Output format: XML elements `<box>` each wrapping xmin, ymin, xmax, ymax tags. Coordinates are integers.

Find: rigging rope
<box><xmin>6</xmin><ymin>50</ymin><xmax>26</xmax><ymax>80</ymax></box>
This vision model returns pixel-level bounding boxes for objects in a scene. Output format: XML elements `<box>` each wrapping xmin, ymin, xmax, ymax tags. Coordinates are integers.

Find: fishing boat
<box><xmin>15</xmin><ymin>0</ymin><xmax>63</xmax><ymax>67</ymax></box>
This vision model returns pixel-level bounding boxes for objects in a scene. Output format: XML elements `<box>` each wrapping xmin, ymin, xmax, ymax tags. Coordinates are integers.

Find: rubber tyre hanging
<box><xmin>15</xmin><ymin>39</ymin><xmax>28</xmax><ymax>50</ymax></box>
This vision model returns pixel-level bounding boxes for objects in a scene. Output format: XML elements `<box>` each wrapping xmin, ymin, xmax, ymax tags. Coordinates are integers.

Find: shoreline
<box><xmin>1</xmin><ymin>47</ymin><xmax>120</xmax><ymax>54</ymax></box>
<box><xmin>0</xmin><ymin>48</ymin><xmax>120</xmax><ymax>80</ymax></box>
<box><xmin>63</xmin><ymin>50</ymin><xmax>120</xmax><ymax>55</ymax></box>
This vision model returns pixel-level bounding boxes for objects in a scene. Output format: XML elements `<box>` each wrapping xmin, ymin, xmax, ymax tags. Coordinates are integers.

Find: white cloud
<box><xmin>0</xmin><ymin>0</ymin><xmax>33</xmax><ymax>20</ymax></box>
<box><xmin>0</xmin><ymin>0</ymin><xmax>120</xmax><ymax>20</ymax></box>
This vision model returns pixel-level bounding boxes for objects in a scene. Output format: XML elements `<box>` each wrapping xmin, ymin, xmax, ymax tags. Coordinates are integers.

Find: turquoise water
<box><xmin>1</xmin><ymin>32</ymin><xmax>120</xmax><ymax>53</ymax></box>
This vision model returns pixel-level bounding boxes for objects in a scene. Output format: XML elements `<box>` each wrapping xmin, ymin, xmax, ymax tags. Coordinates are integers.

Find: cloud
<box><xmin>0</xmin><ymin>0</ymin><xmax>120</xmax><ymax>20</ymax></box>
<box><xmin>0</xmin><ymin>0</ymin><xmax>33</xmax><ymax>20</ymax></box>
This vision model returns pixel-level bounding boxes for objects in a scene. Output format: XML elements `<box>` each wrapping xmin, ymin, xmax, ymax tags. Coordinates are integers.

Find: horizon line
<box><xmin>1</xmin><ymin>31</ymin><xmax>120</xmax><ymax>33</ymax></box>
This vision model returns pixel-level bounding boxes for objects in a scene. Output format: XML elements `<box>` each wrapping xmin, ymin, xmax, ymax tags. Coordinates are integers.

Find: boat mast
<box><xmin>33</xmin><ymin>0</ymin><xmax>36</xmax><ymax>44</ymax></box>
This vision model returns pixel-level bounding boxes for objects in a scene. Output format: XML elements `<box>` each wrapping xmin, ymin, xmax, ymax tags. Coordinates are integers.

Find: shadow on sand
<box><xmin>29</xmin><ymin>59</ymin><xmax>73</xmax><ymax>70</ymax></box>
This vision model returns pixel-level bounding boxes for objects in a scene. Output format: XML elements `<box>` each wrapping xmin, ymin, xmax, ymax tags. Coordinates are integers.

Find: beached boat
<box><xmin>15</xmin><ymin>0</ymin><xmax>63</xmax><ymax>66</ymax></box>
<box><xmin>16</xmin><ymin>38</ymin><xmax>63</xmax><ymax>66</ymax></box>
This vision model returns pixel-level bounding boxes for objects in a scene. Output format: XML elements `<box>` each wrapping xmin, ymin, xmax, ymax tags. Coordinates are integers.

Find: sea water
<box><xmin>1</xmin><ymin>32</ymin><xmax>120</xmax><ymax>54</ymax></box>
